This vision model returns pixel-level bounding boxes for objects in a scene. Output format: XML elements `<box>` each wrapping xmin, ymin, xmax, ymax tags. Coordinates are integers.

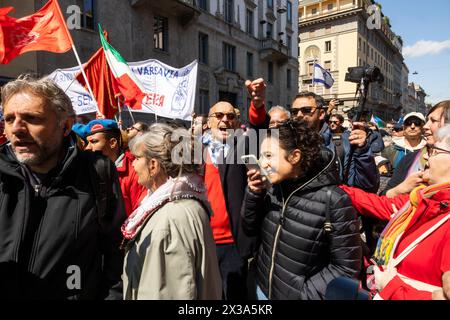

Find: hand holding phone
<box><xmin>241</xmin><ymin>155</ymin><xmax>272</xmax><ymax>191</ymax></box>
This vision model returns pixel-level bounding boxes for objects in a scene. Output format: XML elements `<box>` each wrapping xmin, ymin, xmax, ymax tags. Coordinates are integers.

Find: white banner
<box><xmin>48</xmin><ymin>59</ymin><xmax>198</xmax><ymax>120</ymax></box>
<box><xmin>47</xmin><ymin>66</ymin><xmax>97</xmax><ymax>115</ymax></box>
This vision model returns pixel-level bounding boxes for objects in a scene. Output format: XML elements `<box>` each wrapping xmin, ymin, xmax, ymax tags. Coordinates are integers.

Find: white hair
<box><xmin>437</xmin><ymin>124</ymin><xmax>450</xmax><ymax>149</ymax></box>
<box><xmin>268</xmin><ymin>105</ymin><xmax>291</xmax><ymax>118</ymax></box>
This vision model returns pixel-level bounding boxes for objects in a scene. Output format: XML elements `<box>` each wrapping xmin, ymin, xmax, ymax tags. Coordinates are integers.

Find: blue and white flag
<box><xmin>313</xmin><ymin>63</ymin><xmax>334</xmax><ymax>89</ymax></box>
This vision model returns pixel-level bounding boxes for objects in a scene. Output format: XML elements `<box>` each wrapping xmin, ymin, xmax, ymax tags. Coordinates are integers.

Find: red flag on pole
<box><xmin>0</xmin><ymin>0</ymin><xmax>72</xmax><ymax>64</ymax></box>
<box><xmin>75</xmin><ymin>44</ymin><xmax>122</xmax><ymax>120</ymax></box>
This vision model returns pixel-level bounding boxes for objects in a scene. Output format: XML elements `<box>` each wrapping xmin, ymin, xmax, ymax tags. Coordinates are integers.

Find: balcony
<box><xmin>130</xmin><ymin>0</ymin><xmax>199</xmax><ymax>25</ymax></box>
<box><xmin>259</xmin><ymin>39</ymin><xmax>289</xmax><ymax>63</ymax></box>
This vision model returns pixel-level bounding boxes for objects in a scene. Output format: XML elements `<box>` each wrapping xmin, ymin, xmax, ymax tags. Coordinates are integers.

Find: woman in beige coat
<box><xmin>121</xmin><ymin>123</ymin><xmax>221</xmax><ymax>300</ymax></box>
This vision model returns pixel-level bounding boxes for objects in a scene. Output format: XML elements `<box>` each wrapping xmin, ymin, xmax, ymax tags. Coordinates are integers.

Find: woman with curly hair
<box><xmin>242</xmin><ymin>120</ymin><xmax>362</xmax><ymax>300</ymax></box>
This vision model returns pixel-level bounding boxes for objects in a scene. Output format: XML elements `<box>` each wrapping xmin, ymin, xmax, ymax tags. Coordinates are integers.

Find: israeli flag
<box><xmin>313</xmin><ymin>63</ymin><xmax>334</xmax><ymax>89</ymax></box>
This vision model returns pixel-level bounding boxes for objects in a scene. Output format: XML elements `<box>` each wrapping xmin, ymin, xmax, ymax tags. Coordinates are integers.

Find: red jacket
<box><xmin>0</xmin><ymin>134</ymin><xmax>7</xmax><ymax>145</ymax></box>
<box><xmin>341</xmin><ymin>185</ymin><xmax>450</xmax><ymax>300</ymax></box>
<box><xmin>116</xmin><ymin>150</ymin><xmax>147</xmax><ymax>216</ymax></box>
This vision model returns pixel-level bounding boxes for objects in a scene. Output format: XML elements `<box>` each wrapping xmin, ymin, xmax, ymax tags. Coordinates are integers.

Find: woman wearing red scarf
<box><xmin>341</xmin><ymin>125</ymin><xmax>450</xmax><ymax>300</ymax></box>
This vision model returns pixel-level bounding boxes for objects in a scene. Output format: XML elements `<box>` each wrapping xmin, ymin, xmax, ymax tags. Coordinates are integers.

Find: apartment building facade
<box><xmin>0</xmin><ymin>0</ymin><xmax>299</xmax><ymax>122</ymax></box>
<box><xmin>298</xmin><ymin>0</ymin><xmax>406</xmax><ymax>121</ymax></box>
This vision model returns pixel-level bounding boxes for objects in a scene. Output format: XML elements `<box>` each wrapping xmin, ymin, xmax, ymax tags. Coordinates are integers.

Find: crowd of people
<box><xmin>0</xmin><ymin>74</ymin><xmax>449</xmax><ymax>300</ymax></box>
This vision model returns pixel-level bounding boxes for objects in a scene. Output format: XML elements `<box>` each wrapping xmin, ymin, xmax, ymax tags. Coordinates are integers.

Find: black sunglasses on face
<box><xmin>209</xmin><ymin>112</ymin><xmax>236</xmax><ymax>121</ymax></box>
<box><xmin>329</xmin><ymin>120</ymin><xmax>340</xmax><ymax>125</ymax></box>
<box><xmin>290</xmin><ymin>106</ymin><xmax>317</xmax><ymax>116</ymax></box>
<box><xmin>404</xmin><ymin>119</ymin><xmax>424</xmax><ymax>127</ymax></box>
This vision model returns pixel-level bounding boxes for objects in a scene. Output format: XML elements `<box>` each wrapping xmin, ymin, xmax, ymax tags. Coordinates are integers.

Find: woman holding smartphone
<box><xmin>241</xmin><ymin>120</ymin><xmax>362</xmax><ymax>300</ymax></box>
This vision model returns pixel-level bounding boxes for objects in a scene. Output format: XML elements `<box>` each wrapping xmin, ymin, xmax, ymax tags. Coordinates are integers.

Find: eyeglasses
<box><xmin>209</xmin><ymin>112</ymin><xmax>236</xmax><ymax>121</ymax></box>
<box><xmin>127</xmin><ymin>126</ymin><xmax>141</xmax><ymax>132</ymax></box>
<box><xmin>290</xmin><ymin>106</ymin><xmax>317</xmax><ymax>117</ymax></box>
<box><xmin>329</xmin><ymin>120</ymin><xmax>340</xmax><ymax>125</ymax></box>
<box><xmin>404</xmin><ymin>119</ymin><xmax>424</xmax><ymax>127</ymax></box>
<box><xmin>428</xmin><ymin>145</ymin><xmax>450</xmax><ymax>157</ymax></box>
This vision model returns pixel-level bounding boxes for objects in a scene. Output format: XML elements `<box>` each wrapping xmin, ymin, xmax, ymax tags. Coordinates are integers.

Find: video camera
<box><xmin>345</xmin><ymin>66</ymin><xmax>384</xmax><ymax>84</ymax></box>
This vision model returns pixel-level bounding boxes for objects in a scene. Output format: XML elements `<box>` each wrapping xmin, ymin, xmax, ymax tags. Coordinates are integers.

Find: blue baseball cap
<box><xmin>72</xmin><ymin>123</ymin><xmax>88</xmax><ymax>140</ymax></box>
<box><xmin>86</xmin><ymin>119</ymin><xmax>119</xmax><ymax>136</ymax></box>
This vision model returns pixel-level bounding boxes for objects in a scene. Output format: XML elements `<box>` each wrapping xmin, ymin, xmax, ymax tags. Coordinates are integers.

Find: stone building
<box><xmin>0</xmin><ymin>0</ymin><xmax>299</xmax><ymax>123</ymax></box>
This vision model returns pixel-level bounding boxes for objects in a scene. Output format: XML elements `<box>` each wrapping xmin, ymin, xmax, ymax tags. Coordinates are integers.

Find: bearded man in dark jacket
<box><xmin>0</xmin><ymin>76</ymin><xmax>125</xmax><ymax>299</ymax></box>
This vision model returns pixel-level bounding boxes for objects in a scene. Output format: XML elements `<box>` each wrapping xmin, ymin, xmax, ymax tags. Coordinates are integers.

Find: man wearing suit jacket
<box><xmin>202</xmin><ymin>93</ymin><xmax>266</xmax><ymax>299</ymax></box>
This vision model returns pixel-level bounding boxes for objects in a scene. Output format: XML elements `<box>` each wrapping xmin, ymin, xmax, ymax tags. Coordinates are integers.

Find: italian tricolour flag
<box><xmin>99</xmin><ymin>25</ymin><xmax>146</xmax><ymax>110</ymax></box>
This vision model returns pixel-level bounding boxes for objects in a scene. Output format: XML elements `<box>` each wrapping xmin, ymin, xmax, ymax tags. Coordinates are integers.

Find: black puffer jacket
<box><xmin>242</xmin><ymin>148</ymin><xmax>361</xmax><ymax>300</ymax></box>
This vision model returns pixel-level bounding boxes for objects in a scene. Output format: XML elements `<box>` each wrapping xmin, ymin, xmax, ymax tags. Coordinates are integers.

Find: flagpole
<box><xmin>117</xmin><ymin>97</ymin><xmax>122</xmax><ymax>130</ymax></box>
<box><xmin>126</xmin><ymin>105</ymin><xmax>136</xmax><ymax>124</ymax></box>
<box><xmin>53</xmin><ymin>0</ymin><xmax>103</xmax><ymax>117</ymax></box>
<box><xmin>71</xmin><ymin>44</ymin><xmax>103</xmax><ymax>117</ymax></box>
<box><xmin>313</xmin><ymin>59</ymin><xmax>317</xmax><ymax>94</ymax></box>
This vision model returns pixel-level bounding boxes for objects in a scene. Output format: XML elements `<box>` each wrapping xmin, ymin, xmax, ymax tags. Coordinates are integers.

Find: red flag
<box><xmin>0</xmin><ymin>0</ymin><xmax>72</xmax><ymax>64</ymax></box>
<box><xmin>75</xmin><ymin>42</ymin><xmax>122</xmax><ymax>120</ymax></box>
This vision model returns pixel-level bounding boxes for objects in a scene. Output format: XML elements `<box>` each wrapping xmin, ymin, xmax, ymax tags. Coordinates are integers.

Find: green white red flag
<box><xmin>99</xmin><ymin>24</ymin><xmax>146</xmax><ymax>110</ymax></box>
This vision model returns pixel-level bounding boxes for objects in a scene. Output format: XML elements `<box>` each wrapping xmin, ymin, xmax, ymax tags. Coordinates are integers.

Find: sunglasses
<box><xmin>290</xmin><ymin>106</ymin><xmax>317</xmax><ymax>116</ymax></box>
<box><xmin>328</xmin><ymin>120</ymin><xmax>340</xmax><ymax>125</ymax></box>
<box><xmin>404</xmin><ymin>120</ymin><xmax>424</xmax><ymax>127</ymax></box>
<box><xmin>428</xmin><ymin>145</ymin><xmax>450</xmax><ymax>157</ymax></box>
<box><xmin>127</xmin><ymin>126</ymin><xmax>141</xmax><ymax>132</ymax></box>
<box><xmin>209</xmin><ymin>112</ymin><xmax>236</xmax><ymax>121</ymax></box>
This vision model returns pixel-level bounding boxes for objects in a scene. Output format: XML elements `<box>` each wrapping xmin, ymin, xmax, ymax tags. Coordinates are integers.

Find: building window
<box><xmin>327</xmin><ymin>3</ymin><xmax>333</xmax><ymax>11</ymax></box>
<box><xmin>287</xmin><ymin>69</ymin><xmax>291</xmax><ymax>89</ymax></box>
<box><xmin>267</xmin><ymin>0</ymin><xmax>274</xmax><ymax>9</ymax></box>
<box><xmin>324</xmin><ymin>60</ymin><xmax>331</xmax><ymax>71</ymax></box>
<box><xmin>325</xmin><ymin>41</ymin><xmax>331</xmax><ymax>52</ymax></box>
<box><xmin>246</xmin><ymin>9</ymin><xmax>254</xmax><ymax>36</ymax></box>
<box><xmin>154</xmin><ymin>15</ymin><xmax>168</xmax><ymax>51</ymax></box>
<box><xmin>287</xmin><ymin>35</ymin><xmax>292</xmax><ymax>55</ymax></box>
<box><xmin>223</xmin><ymin>43</ymin><xmax>236</xmax><ymax>72</ymax></box>
<box><xmin>287</xmin><ymin>1</ymin><xmax>292</xmax><ymax>24</ymax></box>
<box><xmin>307</xmin><ymin>62</ymin><xmax>314</xmax><ymax>76</ymax></box>
<box><xmin>198</xmin><ymin>33</ymin><xmax>208</xmax><ymax>65</ymax></box>
<box><xmin>81</xmin><ymin>0</ymin><xmax>95</xmax><ymax>30</ymax></box>
<box><xmin>197</xmin><ymin>0</ymin><xmax>208</xmax><ymax>11</ymax></box>
<box><xmin>224</xmin><ymin>0</ymin><xmax>234</xmax><ymax>23</ymax></box>
<box><xmin>199</xmin><ymin>89</ymin><xmax>210</xmax><ymax>114</ymax></box>
<box><xmin>268</xmin><ymin>62</ymin><xmax>273</xmax><ymax>83</ymax></box>
<box><xmin>266</xmin><ymin>23</ymin><xmax>273</xmax><ymax>39</ymax></box>
<box><xmin>246</xmin><ymin>52</ymin><xmax>254</xmax><ymax>78</ymax></box>
<box><xmin>312</xmin><ymin>8</ymin><xmax>317</xmax><ymax>15</ymax></box>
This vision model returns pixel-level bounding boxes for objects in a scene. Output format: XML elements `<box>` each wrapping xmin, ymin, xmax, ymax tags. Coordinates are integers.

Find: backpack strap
<box><xmin>87</xmin><ymin>151</ymin><xmax>112</xmax><ymax>219</ymax></box>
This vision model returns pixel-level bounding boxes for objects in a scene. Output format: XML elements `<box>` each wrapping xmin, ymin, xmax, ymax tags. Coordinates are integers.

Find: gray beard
<box><xmin>13</xmin><ymin>144</ymin><xmax>61</xmax><ymax>168</ymax></box>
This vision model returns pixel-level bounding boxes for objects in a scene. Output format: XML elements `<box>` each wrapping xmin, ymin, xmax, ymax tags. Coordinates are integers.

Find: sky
<box><xmin>380</xmin><ymin>0</ymin><xmax>450</xmax><ymax>105</ymax></box>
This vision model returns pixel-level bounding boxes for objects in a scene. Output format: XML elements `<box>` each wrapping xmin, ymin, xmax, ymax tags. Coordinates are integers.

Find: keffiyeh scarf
<box><xmin>121</xmin><ymin>174</ymin><xmax>209</xmax><ymax>241</ymax></box>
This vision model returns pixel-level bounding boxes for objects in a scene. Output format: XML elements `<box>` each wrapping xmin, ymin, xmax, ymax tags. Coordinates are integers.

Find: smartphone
<box><xmin>241</xmin><ymin>154</ymin><xmax>272</xmax><ymax>187</ymax></box>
